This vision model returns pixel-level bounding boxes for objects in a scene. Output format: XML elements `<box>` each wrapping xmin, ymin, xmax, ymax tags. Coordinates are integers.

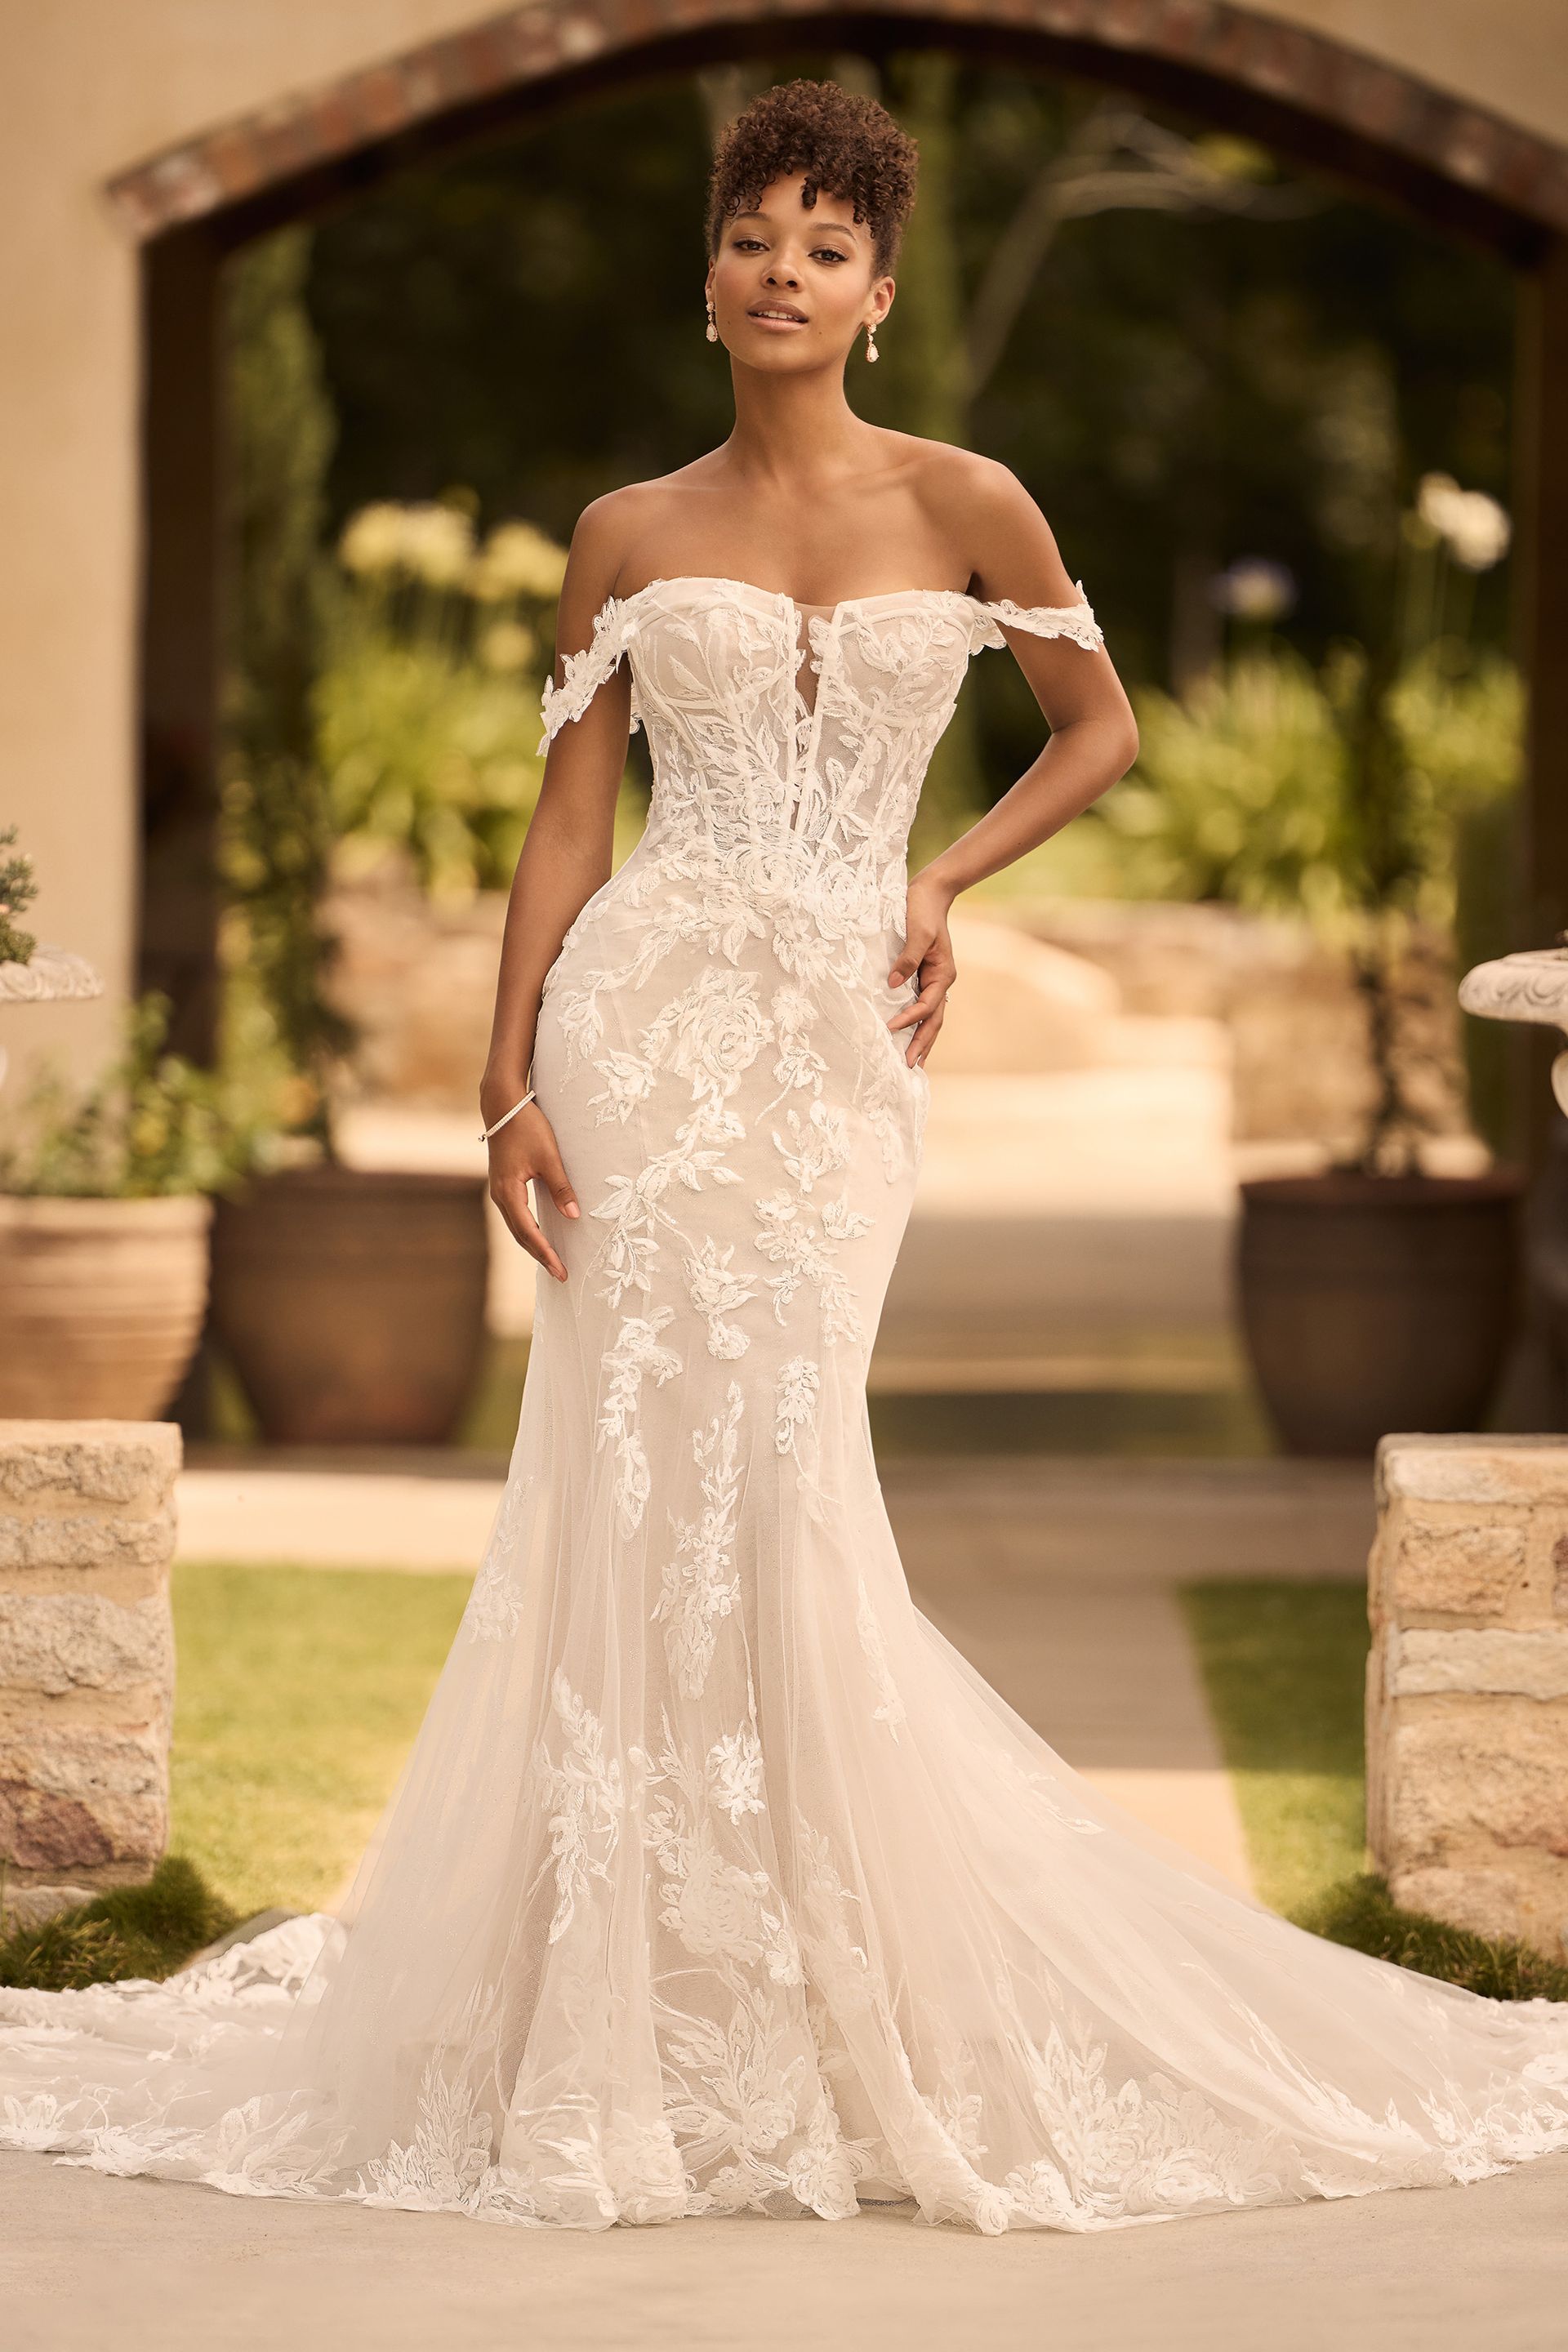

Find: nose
<box><xmin>764</xmin><ymin>251</ymin><xmax>802</xmax><ymax>290</ymax></box>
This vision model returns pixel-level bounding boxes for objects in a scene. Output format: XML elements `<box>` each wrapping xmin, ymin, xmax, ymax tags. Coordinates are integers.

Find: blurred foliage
<box><xmin>317</xmin><ymin>505</ymin><xmax>567</xmax><ymax>897</ymax></box>
<box><xmin>0</xmin><ymin>825</ymin><xmax>38</xmax><ymax>965</ymax></box>
<box><xmin>0</xmin><ymin>993</ymin><xmax>280</xmax><ymax>1199</ymax></box>
<box><xmin>1103</xmin><ymin>640</ymin><xmax>1521</xmax><ymax>935</ymax></box>
<box><xmin>304</xmin><ymin>60</ymin><xmax>1512</xmax><ymax>802</ymax></box>
<box><xmin>216</xmin><ymin>60</ymin><xmax>1520</xmax><ymax>1154</ymax></box>
<box><xmin>1096</xmin><ymin>486</ymin><xmax>1521</xmax><ymax>1168</ymax></box>
<box><xmin>220</xmin><ymin>225</ymin><xmax>355</xmax><ymax>1158</ymax></box>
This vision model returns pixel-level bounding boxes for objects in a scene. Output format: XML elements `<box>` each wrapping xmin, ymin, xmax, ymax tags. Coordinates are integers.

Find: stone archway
<box><xmin>102</xmin><ymin>1</ymin><xmax>1568</xmax><ymax>247</ymax></box>
<box><xmin>118</xmin><ymin>0</ymin><xmax>1568</xmax><ymax>1125</ymax></box>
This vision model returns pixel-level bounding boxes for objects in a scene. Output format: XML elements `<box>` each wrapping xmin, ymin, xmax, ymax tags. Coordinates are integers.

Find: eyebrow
<box><xmin>732</xmin><ymin>208</ymin><xmax>861</xmax><ymax>239</ymax></box>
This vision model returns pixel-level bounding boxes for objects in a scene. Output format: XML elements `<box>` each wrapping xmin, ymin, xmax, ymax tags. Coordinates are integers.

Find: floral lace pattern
<box><xmin>6</xmin><ymin>576</ymin><xmax>1568</xmax><ymax>2237</ymax></box>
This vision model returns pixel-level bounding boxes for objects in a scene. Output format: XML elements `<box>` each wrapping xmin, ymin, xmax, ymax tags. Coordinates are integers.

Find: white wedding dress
<box><xmin>5</xmin><ymin>573</ymin><xmax>1568</xmax><ymax>2234</ymax></box>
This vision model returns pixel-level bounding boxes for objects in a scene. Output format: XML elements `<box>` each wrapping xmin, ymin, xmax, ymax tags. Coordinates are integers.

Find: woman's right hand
<box><xmin>487</xmin><ymin>1102</ymin><xmax>581</xmax><ymax>1283</ymax></box>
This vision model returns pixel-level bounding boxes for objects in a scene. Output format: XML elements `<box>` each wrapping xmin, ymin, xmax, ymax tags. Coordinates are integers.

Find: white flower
<box><xmin>339</xmin><ymin>499</ymin><xmax>474</xmax><ymax>586</ymax></box>
<box><xmin>1415</xmin><ymin>473</ymin><xmax>1512</xmax><ymax>571</ymax></box>
<box><xmin>470</xmin><ymin>519</ymin><xmax>568</xmax><ymax>601</ymax></box>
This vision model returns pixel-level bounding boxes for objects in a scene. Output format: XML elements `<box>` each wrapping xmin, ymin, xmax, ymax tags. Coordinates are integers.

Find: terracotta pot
<box><xmin>210</xmin><ymin>1165</ymin><xmax>490</xmax><ymax>1445</ymax></box>
<box><xmin>1237</xmin><ymin>1169</ymin><xmax>1522</xmax><ymax>1457</ymax></box>
<box><xmin>0</xmin><ymin>1193</ymin><xmax>212</xmax><ymax>1419</ymax></box>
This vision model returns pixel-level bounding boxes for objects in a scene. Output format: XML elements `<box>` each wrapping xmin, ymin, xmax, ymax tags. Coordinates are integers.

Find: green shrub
<box><xmin>0</xmin><ymin>991</ymin><xmax>279</xmax><ymax>1199</ymax></box>
<box><xmin>0</xmin><ymin>1856</ymin><xmax>238</xmax><ymax>1991</ymax></box>
<box><xmin>1301</xmin><ymin>1872</ymin><xmax>1568</xmax><ymax>2004</ymax></box>
<box><xmin>0</xmin><ymin>823</ymin><xmax>38</xmax><ymax>965</ymax></box>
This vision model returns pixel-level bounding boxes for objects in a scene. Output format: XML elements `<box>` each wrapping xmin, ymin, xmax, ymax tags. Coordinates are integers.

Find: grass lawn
<box><xmin>169</xmin><ymin>1560</ymin><xmax>471</xmax><ymax>1917</ymax></box>
<box><xmin>1180</xmin><ymin>1577</ymin><xmax>1568</xmax><ymax>2002</ymax></box>
<box><xmin>1178</xmin><ymin>1580</ymin><xmax>1370</xmax><ymax>1917</ymax></box>
<box><xmin>11</xmin><ymin>1565</ymin><xmax>1568</xmax><ymax>1999</ymax></box>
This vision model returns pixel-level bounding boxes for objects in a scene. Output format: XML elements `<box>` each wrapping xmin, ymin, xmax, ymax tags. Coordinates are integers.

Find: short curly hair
<box><xmin>706</xmin><ymin>79</ymin><xmax>919</xmax><ymax>276</ymax></box>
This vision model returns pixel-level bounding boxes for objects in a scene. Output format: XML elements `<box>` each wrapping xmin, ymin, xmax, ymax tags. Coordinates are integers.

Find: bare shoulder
<box><xmin>902</xmin><ymin>439</ymin><xmax>1080</xmax><ymax>605</ymax></box>
<box><xmin>568</xmin><ymin>456</ymin><xmax>730</xmax><ymax>599</ymax></box>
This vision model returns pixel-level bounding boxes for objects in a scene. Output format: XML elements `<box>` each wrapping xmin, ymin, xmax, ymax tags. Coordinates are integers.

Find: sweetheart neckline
<box><xmin>614</xmin><ymin>574</ymin><xmax>979</xmax><ymax>625</ymax></box>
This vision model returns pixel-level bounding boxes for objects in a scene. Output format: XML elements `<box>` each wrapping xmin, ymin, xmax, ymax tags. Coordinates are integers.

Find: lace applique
<box><xmin>652</xmin><ymin>1383</ymin><xmax>745</xmax><ymax>1696</ymax></box>
<box><xmin>774</xmin><ymin>1356</ymin><xmax>823</xmax><ymax>1515</ymax></box>
<box><xmin>684</xmin><ymin>1236</ymin><xmax>756</xmax><ymax>1359</ymax></box>
<box><xmin>596</xmin><ymin>1310</ymin><xmax>683</xmax><ymax>1530</ymax></box>
<box><xmin>537</xmin><ymin>595</ymin><xmax>643</xmax><ymax>750</ymax></box>
<box><xmin>536</xmin><ymin>1672</ymin><xmax>626</xmax><ymax>1944</ymax></box>
<box><xmin>855</xmin><ymin>1575</ymin><xmax>907</xmax><ymax>1738</ymax></box>
<box><xmin>968</xmin><ymin>589</ymin><xmax>1104</xmax><ymax>657</ymax></box>
<box><xmin>462</xmin><ymin>1473</ymin><xmax>535</xmax><ymax>1642</ymax></box>
<box><xmin>359</xmin><ymin>2059</ymin><xmax>494</xmax><ymax>2210</ymax></box>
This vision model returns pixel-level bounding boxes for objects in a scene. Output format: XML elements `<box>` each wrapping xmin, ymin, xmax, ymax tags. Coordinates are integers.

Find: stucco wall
<box><xmin>1253</xmin><ymin>2</ymin><xmax>1568</xmax><ymax>154</ymax></box>
<box><xmin>0</xmin><ymin>2</ymin><xmax>488</xmax><ymax>1091</ymax></box>
<box><xmin>1</xmin><ymin>1</ymin><xmax>1564</xmax><ymax>1092</ymax></box>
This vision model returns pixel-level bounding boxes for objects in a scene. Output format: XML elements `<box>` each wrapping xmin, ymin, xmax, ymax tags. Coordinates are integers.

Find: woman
<box><xmin>3</xmin><ymin>78</ymin><xmax>1567</xmax><ymax>2236</ymax></box>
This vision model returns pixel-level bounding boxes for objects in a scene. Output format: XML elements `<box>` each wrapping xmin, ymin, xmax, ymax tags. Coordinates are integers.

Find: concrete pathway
<box><xmin>7</xmin><ymin>2147</ymin><xmax>1566</xmax><ymax>2352</ymax></box>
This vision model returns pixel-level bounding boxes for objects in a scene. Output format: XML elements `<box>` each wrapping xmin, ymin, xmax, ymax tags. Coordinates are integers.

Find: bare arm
<box><xmin>889</xmin><ymin>460</ymin><xmax>1139</xmax><ymax>1067</ymax></box>
<box><xmin>479</xmin><ymin>498</ymin><xmax>633</xmax><ymax>1280</ymax></box>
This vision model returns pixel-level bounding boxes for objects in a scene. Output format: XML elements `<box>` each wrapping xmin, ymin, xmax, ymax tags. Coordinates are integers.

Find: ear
<box><xmin>870</xmin><ymin>273</ymin><xmax>895</xmax><ymax>327</ymax></box>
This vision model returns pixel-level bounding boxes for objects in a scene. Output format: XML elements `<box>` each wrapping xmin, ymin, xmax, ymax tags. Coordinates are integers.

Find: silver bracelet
<box><xmin>479</xmin><ymin>1087</ymin><xmax>536</xmax><ymax>1143</ymax></box>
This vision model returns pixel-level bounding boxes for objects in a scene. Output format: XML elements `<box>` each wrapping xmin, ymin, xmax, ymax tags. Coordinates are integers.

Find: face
<box><xmin>706</xmin><ymin>174</ymin><xmax>893</xmax><ymax>374</ymax></box>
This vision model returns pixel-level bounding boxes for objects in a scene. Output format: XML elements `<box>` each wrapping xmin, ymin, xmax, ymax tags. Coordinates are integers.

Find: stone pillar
<box><xmin>0</xmin><ymin>1421</ymin><xmax>180</xmax><ymax>1919</ymax></box>
<box><xmin>1368</xmin><ymin>1435</ymin><xmax>1568</xmax><ymax>1957</ymax></box>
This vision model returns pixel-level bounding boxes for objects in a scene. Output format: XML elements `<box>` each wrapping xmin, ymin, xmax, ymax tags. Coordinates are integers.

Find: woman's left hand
<box><xmin>888</xmin><ymin>874</ymin><xmax>958</xmax><ymax>1069</ymax></box>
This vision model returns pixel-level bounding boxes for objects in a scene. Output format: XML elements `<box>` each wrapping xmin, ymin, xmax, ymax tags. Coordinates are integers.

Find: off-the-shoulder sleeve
<box><xmin>537</xmin><ymin>595</ymin><xmax>643</xmax><ymax>754</ymax></box>
<box><xmin>967</xmin><ymin>586</ymin><xmax>1104</xmax><ymax>657</ymax></box>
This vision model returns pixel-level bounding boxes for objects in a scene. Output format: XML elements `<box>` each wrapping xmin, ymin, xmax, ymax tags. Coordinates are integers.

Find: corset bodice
<box><xmin>540</xmin><ymin>575</ymin><xmax>1102</xmax><ymax>930</ymax></box>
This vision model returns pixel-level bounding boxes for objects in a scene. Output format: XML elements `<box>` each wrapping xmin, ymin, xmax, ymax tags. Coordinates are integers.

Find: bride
<box><xmin>4</xmin><ymin>77</ymin><xmax>1568</xmax><ymax>2236</ymax></box>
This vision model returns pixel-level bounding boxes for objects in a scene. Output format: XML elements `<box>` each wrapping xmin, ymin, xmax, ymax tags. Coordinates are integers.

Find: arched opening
<box><xmin>118</xmin><ymin>3</ymin><xmax>1568</xmax><ymax>1182</ymax></box>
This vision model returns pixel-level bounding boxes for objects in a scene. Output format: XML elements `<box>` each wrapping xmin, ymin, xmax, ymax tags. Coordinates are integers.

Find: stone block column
<box><xmin>0</xmin><ymin>1421</ymin><xmax>180</xmax><ymax>1911</ymax></box>
<box><xmin>1368</xmin><ymin>1435</ymin><xmax>1568</xmax><ymax>1956</ymax></box>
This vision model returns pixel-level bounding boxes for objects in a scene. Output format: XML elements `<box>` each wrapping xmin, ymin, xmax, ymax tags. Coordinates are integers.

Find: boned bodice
<box><xmin>539</xmin><ymin>574</ymin><xmax>1103</xmax><ymax>931</ymax></box>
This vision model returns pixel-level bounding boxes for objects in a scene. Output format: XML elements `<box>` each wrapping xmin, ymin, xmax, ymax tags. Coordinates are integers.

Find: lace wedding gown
<box><xmin>5</xmin><ymin>574</ymin><xmax>1568</xmax><ymax>2234</ymax></box>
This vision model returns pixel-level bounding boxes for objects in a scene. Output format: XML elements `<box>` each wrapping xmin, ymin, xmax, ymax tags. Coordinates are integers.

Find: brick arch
<box><xmin>107</xmin><ymin>0</ymin><xmax>1568</xmax><ymax>252</ymax></box>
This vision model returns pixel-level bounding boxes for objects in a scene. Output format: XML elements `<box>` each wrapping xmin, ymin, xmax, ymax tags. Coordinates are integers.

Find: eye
<box><xmin>732</xmin><ymin>235</ymin><xmax>767</xmax><ymax>252</ymax></box>
<box><xmin>812</xmin><ymin>247</ymin><xmax>849</xmax><ymax>265</ymax></box>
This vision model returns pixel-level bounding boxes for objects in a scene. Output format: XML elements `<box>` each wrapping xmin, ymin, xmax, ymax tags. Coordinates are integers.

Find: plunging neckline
<box><xmin>617</xmin><ymin>577</ymin><xmax>977</xmax><ymax>743</ymax></box>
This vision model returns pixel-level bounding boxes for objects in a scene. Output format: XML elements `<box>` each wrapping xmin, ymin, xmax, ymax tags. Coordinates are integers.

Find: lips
<box><xmin>748</xmin><ymin>305</ymin><xmax>808</xmax><ymax>325</ymax></box>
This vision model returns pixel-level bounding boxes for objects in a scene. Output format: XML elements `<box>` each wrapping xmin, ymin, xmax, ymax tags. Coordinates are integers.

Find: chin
<box><xmin>733</xmin><ymin>335</ymin><xmax>840</xmax><ymax>375</ymax></box>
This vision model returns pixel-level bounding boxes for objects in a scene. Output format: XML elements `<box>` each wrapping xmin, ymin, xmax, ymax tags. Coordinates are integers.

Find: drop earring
<box><xmin>706</xmin><ymin>299</ymin><xmax>719</xmax><ymax>345</ymax></box>
<box><xmin>865</xmin><ymin>318</ymin><xmax>880</xmax><ymax>363</ymax></box>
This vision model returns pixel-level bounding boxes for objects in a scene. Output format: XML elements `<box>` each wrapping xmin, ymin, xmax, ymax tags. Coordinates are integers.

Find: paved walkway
<box><xmin>8</xmin><ymin>2147</ymin><xmax>1566</xmax><ymax>2352</ymax></box>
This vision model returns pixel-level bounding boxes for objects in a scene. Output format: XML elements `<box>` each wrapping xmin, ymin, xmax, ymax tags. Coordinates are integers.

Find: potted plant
<box><xmin>0</xmin><ymin>992</ymin><xmax>267</xmax><ymax>1421</ymax></box>
<box><xmin>206</xmin><ymin>234</ymin><xmax>528</xmax><ymax>1447</ymax></box>
<box><xmin>1107</xmin><ymin>482</ymin><xmax>1523</xmax><ymax>1454</ymax></box>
